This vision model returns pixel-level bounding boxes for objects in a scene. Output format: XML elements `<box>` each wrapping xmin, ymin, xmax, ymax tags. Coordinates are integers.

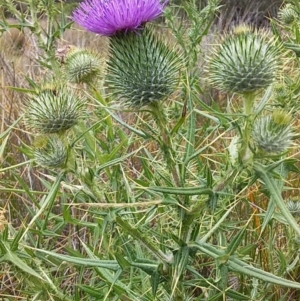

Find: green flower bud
<box><xmin>34</xmin><ymin>135</ymin><xmax>68</xmax><ymax>168</ymax></box>
<box><xmin>207</xmin><ymin>26</ymin><xmax>281</xmax><ymax>94</ymax></box>
<box><xmin>278</xmin><ymin>4</ymin><xmax>298</xmax><ymax>25</ymax></box>
<box><xmin>24</xmin><ymin>87</ymin><xmax>86</xmax><ymax>134</ymax></box>
<box><xmin>64</xmin><ymin>47</ymin><xmax>104</xmax><ymax>84</ymax></box>
<box><xmin>252</xmin><ymin>110</ymin><xmax>293</xmax><ymax>153</ymax></box>
<box><xmin>286</xmin><ymin>200</ymin><xmax>300</xmax><ymax>215</ymax></box>
<box><xmin>106</xmin><ymin>26</ymin><xmax>182</xmax><ymax>107</ymax></box>
<box><xmin>274</xmin><ymin>84</ymin><xmax>289</xmax><ymax>99</ymax></box>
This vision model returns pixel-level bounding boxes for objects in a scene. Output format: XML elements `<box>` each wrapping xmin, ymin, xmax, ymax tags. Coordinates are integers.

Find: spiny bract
<box><xmin>278</xmin><ymin>4</ymin><xmax>298</xmax><ymax>25</ymax></box>
<box><xmin>106</xmin><ymin>27</ymin><xmax>182</xmax><ymax>107</ymax></box>
<box><xmin>252</xmin><ymin>111</ymin><xmax>293</xmax><ymax>154</ymax></box>
<box><xmin>24</xmin><ymin>87</ymin><xmax>86</xmax><ymax>134</ymax></box>
<box><xmin>34</xmin><ymin>135</ymin><xmax>68</xmax><ymax>168</ymax></box>
<box><xmin>64</xmin><ymin>48</ymin><xmax>103</xmax><ymax>84</ymax></box>
<box><xmin>207</xmin><ymin>27</ymin><xmax>281</xmax><ymax>94</ymax></box>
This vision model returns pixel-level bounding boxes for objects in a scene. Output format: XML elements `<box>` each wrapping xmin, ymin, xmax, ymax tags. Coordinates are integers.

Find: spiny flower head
<box><xmin>274</xmin><ymin>84</ymin><xmax>290</xmax><ymax>100</ymax></box>
<box><xmin>207</xmin><ymin>26</ymin><xmax>281</xmax><ymax>94</ymax></box>
<box><xmin>252</xmin><ymin>110</ymin><xmax>293</xmax><ymax>154</ymax></box>
<box><xmin>24</xmin><ymin>86</ymin><xmax>86</xmax><ymax>134</ymax></box>
<box><xmin>72</xmin><ymin>0</ymin><xmax>168</xmax><ymax>36</ymax></box>
<box><xmin>64</xmin><ymin>47</ymin><xmax>104</xmax><ymax>84</ymax></box>
<box><xmin>286</xmin><ymin>200</ymin><xmax>300</xmax><ymax>216</ymax></box>
<box><xmin>34</xmin><ymin>135</ymin><xmax>68</xmax><ymax>168</ymax></box>
<box><xmin>106</xmin><ymin>26</ymin><xmax>182</xmax><ymax>106</ymax></box>
<box><xmin>278</xmin><ymin>4</ymin><xmax>298</xmax><ymax>25</ymax></box>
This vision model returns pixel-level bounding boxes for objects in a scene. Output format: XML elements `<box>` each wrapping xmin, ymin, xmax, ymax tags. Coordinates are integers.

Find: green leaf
<box><xmin>97</xmin><ymin>149</ymin><xmax>140</xmax><ymax>173</ymax></box>
<box><xmin>78</xmin><ymin>285</ymin><xmax>104</xmax><ymax>298</ymax></box>
<box><xmin>19</xmin><ymin>171</ymin><xmax>65</xmax><ymax>241</ymax></box>
<box><xmin>150</xmin><ymin>270</ymin><xmax>161</xmax><ymax>297</ymax></box>
<box><xmin>227</xmin><ymin>257</ymin><xmax>300</xmax><ymax>289</ymax></box>
<box><xmin>184</xmin><ymin>89</ymin><xmax>196</xmax><ymax>160</ymax></box>
<box><xmin>1</xmin><ymin>250</ymin><xmax>44</xmax><ymax>280</ymax></box>
<box><xmin>255</xmin><ymin>85</ymin><xmax>273</xmax><ymax>115</ymax></box>
<box><xmin>283</xmin><ymin>42</ymin><xmax>300</xmax><ymax>56</ymax></box>
<box><xmin>0</xmin><ymin>116</ymin><xmax>22</xmax><ymax>140</ymax></box>
<box><xmin>115</xmin><ymin>253</ymin><xmax>131</xmax><ymax>269</ymax></box>
<box><xmin>10</xmin><ymin>228</ymin><xmax>25</xmax><ymax>251</ymax></box>
<box><xmin>80</xmin><ymin>241</ymin><xmax>140</xmax><ymax>300</ymax></box>
<box><xmin>261</xmin><ymin>198</ymin><xmax>276</xmax><ymax>232</ymax></box>
<box><xmin>4</xmin><ymin>86</ymin><xmax>36</xmax><ymax>94</ymax></box>
<box><xmin>171</xmin><ymin>246</ymin><xmax>190</xmax><ymax>297</ymax></box>
<box><xmin>116</xmin><ymin>216</ymin><xmax>170</xmax><ymax>263</ymax></box>
<box><xmin>226</xmin><ymin>289</ymin><xmax>250</xmax><ymax>300</ymax></box>
<box><xmin>192</xmin><ymin>241</ymin><xmax>300</xmax><ymax>289</ymax></box>
<box><xmin>0</xmin><ymin>134</ymin><xmax>9</xmax><ymax>160</ymax></box>
<box><xmin>254</xmin><ymin>162</ymin><xmax>300</xmax><ymax>236</ymax></box>
<box><xmin>130</xmin><ymin>260</ymin><xmax>159</xmax><ymax>275</ymax></box>
<box><xmin>35</xmin><ymin>248</ymin><xmax>119</xmax><ymax>270</ymax></box>
<box><xmin>148</xmin><ymin>186</ymin><xmax>214</xmax><ymax>196</ymax></box>
<box><xmin>225</xmin><ymin>227</ymin><xmax>246</xmax><ymax>256</ymax></box>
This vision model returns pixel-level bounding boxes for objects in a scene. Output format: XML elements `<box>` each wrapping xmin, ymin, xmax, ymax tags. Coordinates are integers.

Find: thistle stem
<box><xmin>240</xmin><ymin>92</ymin><xmax>256</xmax><ymax>164</ymax></box>
<box><xmin>148</xmin><ymin>102</ymin><xmax>180</xmax><ymax>185</ymax></box>
<box><xmin>148</xmin><ymin>102</ymin><xmax>170</xmax><ymax>148</ymax></box>
<box><xmin>243</xmin><ymin>92</ymin><xmax>255</xmax><ymax>116</ymax></box>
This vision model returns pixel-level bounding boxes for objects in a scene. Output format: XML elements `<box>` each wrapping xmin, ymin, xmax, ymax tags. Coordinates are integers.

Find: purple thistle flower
<box><xmin>72</xmin><ymin>0</ymin><xmax>168</xmax><ymax>36</ymax></box>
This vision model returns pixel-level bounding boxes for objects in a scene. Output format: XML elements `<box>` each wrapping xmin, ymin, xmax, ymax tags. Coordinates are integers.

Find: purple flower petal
<box><xmin>72</xmin><ymin>0</ymin><xmax>168</xmax><ymax>36</ymax></box>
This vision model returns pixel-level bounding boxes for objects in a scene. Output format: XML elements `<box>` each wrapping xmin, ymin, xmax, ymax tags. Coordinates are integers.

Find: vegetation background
<box><xmin>1</xmin><ymin>0</ymin><xmax>300</xmax><ymax>301</ymax></box>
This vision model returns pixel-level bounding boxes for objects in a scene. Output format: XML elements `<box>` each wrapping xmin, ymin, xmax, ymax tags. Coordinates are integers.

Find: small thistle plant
<box><xmin>208</xmin><ymin>25</ymin><xmax>283</xmax><ymax>164</ymax></box>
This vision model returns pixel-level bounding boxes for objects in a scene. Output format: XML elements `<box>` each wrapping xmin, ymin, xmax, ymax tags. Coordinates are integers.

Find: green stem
<box><xmin>93</xmin><ymin>88</ymin><xmax>114</xmax><ymax>141</ymax></box>
<box><xmin>240</xmin><ymin>92</ymin><xmax>256</xmax><ymax>164</ymax></box>
<box><xmin>149</xmin><ymin>102</ymin><xmax>170</xmax><ymax>148</ymax></box>
<box><xmin>148</xmin><ymin>102</ymin><xmax>180</xmax><ymax>186</ymax></box>
<box><xmin>243</xmin><ymin>92</ymin><xmax>255</xmax><ymax>115</ymax></box>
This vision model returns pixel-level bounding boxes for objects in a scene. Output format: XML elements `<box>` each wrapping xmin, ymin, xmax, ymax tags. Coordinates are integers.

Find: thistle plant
<box><xmin>4</xmin><ymin>1</ymin><xmax>300</xmax><ymax>301</ymax></box>
<box><xmin>24</xmin><ymin>86</ymin><xmax>86</xmax><ymax>134</ymax></box>
<box><xmin>106</xmin><ymin>25</ymin><xmax>182</xmax><ymax>177</ymax></box>
<box><xmin>207</xmin><ymin>25</ymin><xmax>282</xmax><ymax>163</ymax></box>
<box><xmin>64</xmin><ymin>47</ymin><xmax>104</xmax><ymax>84</ymax></box>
